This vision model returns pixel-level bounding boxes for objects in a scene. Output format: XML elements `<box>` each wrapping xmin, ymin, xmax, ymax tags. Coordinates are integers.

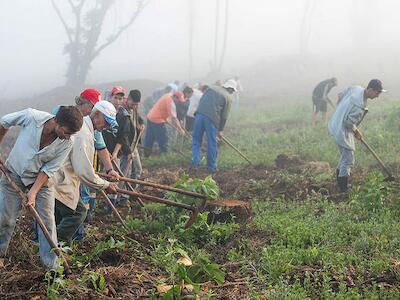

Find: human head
<box><xmin>90</xmin><ymin>100</ymin><xmax>118</xmax><ymax>131</ymax></box>
<box><xmin>199</xmin><ymin>84</ymin><xmax>209</xmax><ymax>93</ymax></box>
<box><xmin>173</xmin><ymin>91</ymin><xmax>185</xmax><ymax>103</ymax></box>
<box><xmin>54</xmin><ymin>106</ymin><xmax>83</xmax><ymax>139</ymax></box>
<box><xmin>166</xmin><ymin>83</ymin><xmax>178</xmax><ymax>94</ymax></box>
<box><xmin>182</xmin><ymin>86</ymin><xmax>194</xmax><ymax>100</ymax></box>
<box><xmin>111</xmin><ymin>86</ymin><xmax>126</xmax><ymax>110</ymax></box>
<box><xmin>223</xmin><ymin>79</ymin><xmax>237</xmax><ymax>94</ymax></box>
<box><xmin>365</xmin><ymin>79</ymin><xmax>386</xmax><ymax>100</ymax></box>
<box><xmin>75</xmin><ymin>88</ymin><xmax>101</xmax><ymax>116</ymax></box>
<box><xmin>127</xmin><ymin>89</ymin><xmax>142</xmax><ymax>110</ymax></box>
<box><xmin>330</xmin><ymin>77</ymin><xmax>338</xmax><ymax>87</ymax></box>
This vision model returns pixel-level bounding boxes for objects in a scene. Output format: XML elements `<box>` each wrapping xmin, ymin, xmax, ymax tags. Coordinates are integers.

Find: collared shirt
<box><xmin>53</xmin><ymin>116</ymin><xmax>108</xmax><ymax>210</ymax></box>
<box><xmin>0</xmin><ymin>108</ymin><xmax>73</xmax><ymax>186</ymax></box>
<box><xmin>328</xmin><ymin>86</ymin><xmax>367</xmax><ymax>150</ymax></box>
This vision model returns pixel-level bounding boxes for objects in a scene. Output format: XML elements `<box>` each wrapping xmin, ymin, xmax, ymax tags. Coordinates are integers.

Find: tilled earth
<box><xmin>0</xmin><ymin>160</ymin><xmax>378</xmax><ymax>299</ymax></box>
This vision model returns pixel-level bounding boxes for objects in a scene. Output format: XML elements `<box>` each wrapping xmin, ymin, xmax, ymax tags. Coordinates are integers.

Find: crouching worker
<box><xmin>0</xmin><ymin>106</ymin><xmax>83</xmax><ymax>269</ymax></box>
<box><xmin>328</xmin><ymin>79</ymin><xmax>386</xmax><ymax>192</ymax></box>
<box><xmin>53</xmin><ymin>101</ymin><xmax>119</xmax><ymax>243</ymax></box>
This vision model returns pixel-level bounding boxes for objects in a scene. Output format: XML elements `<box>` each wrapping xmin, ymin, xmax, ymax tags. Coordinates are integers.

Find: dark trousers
<box><xmin>143</xmin><ymin>119</ymin><xmax>168</xmax><ymax>156</ymax></box>
<box><xmin>55</xmin><ymin>199</ymin><xmax>87</xmax><ymax>242</ymax></box>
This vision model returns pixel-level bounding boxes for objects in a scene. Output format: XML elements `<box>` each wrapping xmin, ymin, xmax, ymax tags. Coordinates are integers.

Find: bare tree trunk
<box><xmin>218</xmin><ymin>0</ymin><xmax>230</xmax><ymax>71</ymax></box>
<box><xmin>299</xmin><ymin>0</ymin><xmax>316</xmax><ymax>57</ymax></box>
<box><xmin>188</xmin><ymin>0</ymin><xmax>195</xmax><ymax>80</ymax></box>
<box><xmin>213</xmin><ymin>0</ymin><xmax>220</xmax><ymax>70</ymax></box>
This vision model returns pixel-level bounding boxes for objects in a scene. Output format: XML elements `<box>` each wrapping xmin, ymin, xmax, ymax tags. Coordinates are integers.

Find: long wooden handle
<box><xmin>0</xmin><ymin>160</ymin><xmax>71</xmax><ymax>274</ymax></box>
<box><xmin>99</xmin><ymin>190</ymin><xmax>127</xmax><ymax>228</ymax></box>
<box><xmin>221</xmin><ymin>136</ymin><xmax>253</xmax><ymax>165</ymax></box>
<box><xmin>360</xmin><ymin>138</ymin><xmax>393</xmax><ymax>178</ymax></box>
<box><xmin>98</xmin><ymin>172</ymin><xmax>207</xmax><ymax>199</ymax></box>
<box><xmin>116</xmin><ymin>187</ymin><xmax>195</xmax><ymax>211</ymax></box>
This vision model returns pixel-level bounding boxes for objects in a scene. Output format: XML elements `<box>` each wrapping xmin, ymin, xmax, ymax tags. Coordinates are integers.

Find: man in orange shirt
<box><xmin>144</xmin><ymin>91</ymin><xmax>186</xmax><ymax>157</ymax></box>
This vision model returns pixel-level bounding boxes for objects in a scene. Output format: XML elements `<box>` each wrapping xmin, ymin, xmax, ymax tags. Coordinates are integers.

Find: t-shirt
<box><xmin>186</xmin><ymin>89</ymin><xmax>203</xmax><ymax>118</ymax></box>
<box><xmin>313</xmin><ymin>79</ymin><xmax>334</xmax><ymax>102</ymax></box>
<box><xmin>147</xmin><ymin>94</ymin><xmax>177</xmax><ymax>124</ymax></box>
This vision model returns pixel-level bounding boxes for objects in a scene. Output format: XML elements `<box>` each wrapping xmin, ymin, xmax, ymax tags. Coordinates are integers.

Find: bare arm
<box><xmin>111</xmin><ymin>143</ymin><xmax>122</xmax><ymax>161</ymax></box>
<box><xmin>26</xmin><ymin>172</ymin><xmax>49</xmax><ymax>207</ymax></box>
<box><xmin>0</xmin><ymin>125</ymin><xmax>8</xmax><ymax>145</ymax></box>
<box><xmin>97</xmin><ymin>148</ymin><xmax>119</xmax><ymax>179</ymax></box>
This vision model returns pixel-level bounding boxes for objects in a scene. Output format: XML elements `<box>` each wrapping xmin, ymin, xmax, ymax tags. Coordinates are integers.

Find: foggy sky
<box><xmin>1</xmin><ymin>0</ymin><xmax>400</xmax><ymax>98</ymax></box>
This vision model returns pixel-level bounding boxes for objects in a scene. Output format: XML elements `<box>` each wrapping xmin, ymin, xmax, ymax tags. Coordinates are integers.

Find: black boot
<box><xmin>337</xmin><ymin>176</ymin><xmax>348</xmax><ymax>193</ymax></box>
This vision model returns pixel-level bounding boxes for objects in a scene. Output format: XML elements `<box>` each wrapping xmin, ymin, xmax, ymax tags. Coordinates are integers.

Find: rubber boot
<box><xmin>338</xmin><ymin>176</ymin><xmax>348</xmax><ymax>193</ymax></box>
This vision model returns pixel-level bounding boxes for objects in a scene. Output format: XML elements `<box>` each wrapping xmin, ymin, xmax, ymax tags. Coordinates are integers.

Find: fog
<box><xmin>1</xmin><ymin>0</ymin><xmax>400</xmax><ymax>102</ymax></box>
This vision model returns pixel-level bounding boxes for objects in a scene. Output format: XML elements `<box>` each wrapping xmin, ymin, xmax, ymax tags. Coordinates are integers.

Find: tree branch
<box><xmin>50</xmin><ymin>0</ymin><xmax>73</xmax><ymax>44</ymax></box>
<box><xmin>92</xmin><ymin>0</ymin><xmax>149</xmax><ymax>59</ymax></box>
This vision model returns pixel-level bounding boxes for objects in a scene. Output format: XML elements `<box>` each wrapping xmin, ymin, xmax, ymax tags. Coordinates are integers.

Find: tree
<box><xmin>51</xmin><ymin>0</ymin><xmax>149</xmax><ymax>87</ymax></box>
<box><xmin>209</xmin><ymin>0</ymin><xmax>230</xmax><ymax>76</ymax></box>
<box><xmin>299</xmin><ymin>0</ymin><xmax>316</xmax><ymax>57</ymax></box>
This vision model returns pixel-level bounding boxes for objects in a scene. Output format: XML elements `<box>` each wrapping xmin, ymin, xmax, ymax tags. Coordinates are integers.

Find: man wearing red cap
<box><xmin>144</xmin><ymin>91</ymin><xmax>186</xmax><ymax>157</ymax></box>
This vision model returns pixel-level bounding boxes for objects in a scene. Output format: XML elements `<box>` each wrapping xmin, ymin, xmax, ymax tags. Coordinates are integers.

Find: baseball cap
<box><xmin>94</xmin><ymin>100</ymin><xmax>118</xmax><ymax>128</ymax></box>
<box><xmin>173</xmin><ymin>91</ymin><xmax>185</xmax><ymax>103</ymax></box>
<box><xmin>223</xmin><ymin>79</ymin><xmax>237</xmax><ymax>92</ymax></box>
<box><xmin>80</xmin><ymin>88</ymin><xmax>101</xmax><ymax>105</ymax></box>
<box><xmin>367</xmin><ymin>79</ymin><xmax>387</xmax><ymax>92</ymax></box>
<box><xmin>111</xmin><ymin>86</ymin><xmax>126</xmax><ymax>96</ymax></box>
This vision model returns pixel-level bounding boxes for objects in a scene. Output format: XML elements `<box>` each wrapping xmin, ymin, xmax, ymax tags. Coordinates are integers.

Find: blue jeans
<box><xmin>192</xmin><ymin>113</ymin><xmax>218</xmax><ymax>172</ymax></box>
<box><xmin>338</xmin><ymin>145</ymin><xmax>354</xmax><ymax>177</ymax></box>
<box><xmin>0</xmin><ymin>173</ymin><xmax>57</xmax><ymax>269</ymax></box>
<box><xmin>144</xmin><ymin>120</ymin><xmax>168</xmax><ymax>156</ymax></box>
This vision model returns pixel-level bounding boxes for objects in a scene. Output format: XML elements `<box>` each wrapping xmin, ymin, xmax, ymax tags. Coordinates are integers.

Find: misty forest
<box><xmin>1</xmin><ymin>0</ymin><xmax>400</xmax><ymax>299</ymax></box>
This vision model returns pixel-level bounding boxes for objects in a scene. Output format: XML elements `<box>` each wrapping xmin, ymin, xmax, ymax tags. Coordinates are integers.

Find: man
<box><xmin>328</xmin><ymin>79</ymin><xmax>386</xmax><ymax>192</ymax></box>
<box><xmin>232</xmin><ymin>76</ymin><xmax>244</xmax><ymax>108</ymax></box>
<box><xmin>312</xmin><ymin>77</ymin><xmax>338</xmax><ymax>125</ymax></box>
<box><xmin>144</xmin><ymin>91</ymin><xmax>186</xmax><ymax>157</ymax></box>
<box><xmin>120</xmin><ymin>89</ymin><xmax>144</xmax><ymax>181</ymax></box>
<box><xmin>0</xmin><ymin>106</ymin><xmax>83</xmax><ymax>269</ymax></box>
<box><xmin>186</xmin><ymin>84</ymin><xmax>208</xmax><ymax>132</ymax></box>
<box><xmin>144</xmin><ymin>83</ymin><xmax>179</xmax><ymax>115</ymax></box>
<box><xmin>53</xmin><ymin>101</ymin><xmax>118</xmax><ymax>242</ymax></box>
<box><xmin>192</xmin><ymin>79</ymin><xmax>236</xmax><ymax>173</ymax></box>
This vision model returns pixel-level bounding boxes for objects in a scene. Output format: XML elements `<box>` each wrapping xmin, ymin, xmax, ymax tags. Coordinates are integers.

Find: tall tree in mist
<box><xmin>299</xmin><ymin>0</ymin><xmax>316</xmax><ymax>57</ymax></box>
<box><xmin>51</xmin><ymin>0</ymin><xmax>148</xmax><ymax>87</ymax></box>
<box><xmin>188</xmin><ymin>0</ymin><xmax>195</xmax><ymax>80</ymax></box>
<box><xmin>210</xmin><ymin>0</ymin><xmax>230</xmax><ymax>76</ymax></box>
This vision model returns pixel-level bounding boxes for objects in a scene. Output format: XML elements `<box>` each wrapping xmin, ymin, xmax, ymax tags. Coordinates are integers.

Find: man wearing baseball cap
<box><xmin>52</xmin><ymin>100</ymin><xmax>119</xmax><ymax>242</ymax></box>
<box><xmin>328</xmin><ymin>79</ymin><xmax>386</xmax><ymax>193</ymax></box>
<box><xmin>191</xmin><ymin>79</ymin><xmax>236</xmax><ymax>173</ymax></box>
<box><xmin>144</xmin><ymin>90</ymin><xmax>186</xmax><ymax>157</ymax></box>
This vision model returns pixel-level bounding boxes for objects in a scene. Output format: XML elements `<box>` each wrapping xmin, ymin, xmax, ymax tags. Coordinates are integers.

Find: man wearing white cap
<box><xmin>52</xmin><ymin>101</ymin><xmax>118</xmax><ymax>242</ymax></box>
<box><xmin>191</xmin><ymin>79</ymin><xmax>236</xmax><ymax>173</ymax></box>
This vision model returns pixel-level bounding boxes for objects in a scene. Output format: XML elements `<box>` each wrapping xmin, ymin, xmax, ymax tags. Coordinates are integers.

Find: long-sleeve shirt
<box><xmin>0</xmin><ymin>108</ymin><xmax>73</xmax><ymax>186</ymax></box>
<box><xmin>52</xmin><ymin>116</ymin><xmax>109</xmax><ymax>210</ymax></box>
<box><xmin>195</xmin><ymin>86</ymin><xmax>232</xmax><ymax>131</ymax></box>
<box><xmin>328</xmin><ymin>86</ymin><xmax>367</xmax><ymax>150</ymax></box>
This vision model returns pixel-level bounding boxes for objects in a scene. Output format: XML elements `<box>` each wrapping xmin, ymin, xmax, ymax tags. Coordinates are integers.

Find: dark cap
<box><xmin>128</xmin><ymin>89</ymin><xmax>141</xmax><ymax>102</ymax></box>
<box><xmin>367</xmin><ymin>79</ymin><xmax>386</xmax><ymax>92</ymax></box>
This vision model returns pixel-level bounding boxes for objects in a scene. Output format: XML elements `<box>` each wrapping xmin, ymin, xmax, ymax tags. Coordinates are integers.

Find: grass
<box><xmin>23</xmin><ymin>96</ymin><xmax>400</xmax><ymax>298</ymax></box>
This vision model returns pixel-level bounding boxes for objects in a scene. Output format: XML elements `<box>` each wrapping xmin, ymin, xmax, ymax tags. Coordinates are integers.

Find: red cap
<box><xmin>80</xmin><ymin>88</ymin><xmax>101</xmax><ymax>105</ymax></box>
<box><xmin>111</xmin><ymin>86</ymin><xmax>126</xmax><ymax>96</ymax></box>
<box><xmin>174</xmin><ymin>91</ymin><xmax>185</xmax><ymax>103</ymax></box>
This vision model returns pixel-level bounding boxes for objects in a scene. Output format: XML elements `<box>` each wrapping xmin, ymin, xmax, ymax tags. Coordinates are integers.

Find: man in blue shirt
<box><xmin>0</xmin><ymin>106</ymin><xmax>83</xmax><ymax>269</ymax></box>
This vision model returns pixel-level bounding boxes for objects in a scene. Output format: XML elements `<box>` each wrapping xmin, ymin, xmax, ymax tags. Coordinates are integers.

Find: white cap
<box><xmin>223</xmin><ymin>79</ymin><xmax>237</xmax><ymax>92</ymax></box>
<box><xmin>167</xmin><ymin>83</ymin><xmax>179</xmax><ymax>93</ymax></box>
<box><xmin>94</xmin><ymin>100</ymin><xmax>118</xmax><ymax>128</ymax></box>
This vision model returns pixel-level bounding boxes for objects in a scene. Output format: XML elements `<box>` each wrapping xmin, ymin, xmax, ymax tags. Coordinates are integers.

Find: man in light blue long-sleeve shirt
<box><xmin>328</xmin><ymin>79</ymin><xmax>386</xmax><ymax>192</ymax></box>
